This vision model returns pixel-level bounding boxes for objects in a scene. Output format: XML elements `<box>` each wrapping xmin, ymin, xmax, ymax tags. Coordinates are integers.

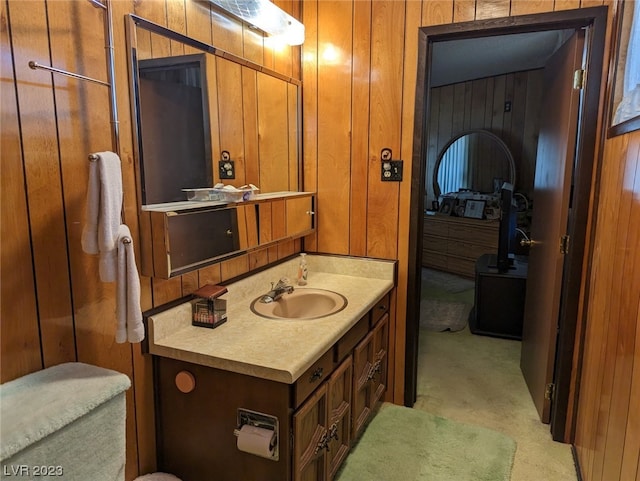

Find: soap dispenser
<box><xmin>297</xmin><ymin>253</ymin><xmax>308</xmax><ymax>286</ymax></box>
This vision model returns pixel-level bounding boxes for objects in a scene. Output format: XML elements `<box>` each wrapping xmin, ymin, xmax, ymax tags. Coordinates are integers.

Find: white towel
<box><xmin>81</xmin><ymin>151</ymin><xmax>123</xmax><ymax>282</ymax></box>
<box><xmin>115</xmin><ymin>225</ymin><xmax>144</xmax><ymax>344</ymax></box>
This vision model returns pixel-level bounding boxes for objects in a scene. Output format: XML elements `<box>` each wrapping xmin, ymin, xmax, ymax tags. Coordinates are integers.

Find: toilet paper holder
<box><xmin>234</xmin><ymin>408</ymin><xmax>279</xmax><ymax>461</ymax></box>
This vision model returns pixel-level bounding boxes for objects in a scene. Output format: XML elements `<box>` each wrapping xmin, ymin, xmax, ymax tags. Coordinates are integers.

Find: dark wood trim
<box><xmin>571</xmin><ymin>444</ymin><xmax>584</xmax><ymax>481</ymax></box>
<box><xmin>405</xmin><ymin>7</ymin><xmax>608</xmax><ymax>446</ymax></box>
<box><xmin>552</xmin><ymin>6</ymin><xmax>608</xmax><ymax>443</ymax></box>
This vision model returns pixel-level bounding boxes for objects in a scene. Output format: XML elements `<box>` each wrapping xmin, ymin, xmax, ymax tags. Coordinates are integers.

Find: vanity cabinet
<box><xmin>153</xmin><ymin>291</ymin><xmax>391</xmax><ymax>481</ymax></box>
<box><xmin>293</xmin><ymin>355</ymin><xmax>352</xmax><ymax>481</ymax></box>
<box><xmin>352</xmin><ymin>298</ymin><xmax>389</xmax><ymax>439</ymax></box>
<box><xmin>422</xmin><ymin>214</ymin><xmax>499</xmax><ymax>278</ymax></box>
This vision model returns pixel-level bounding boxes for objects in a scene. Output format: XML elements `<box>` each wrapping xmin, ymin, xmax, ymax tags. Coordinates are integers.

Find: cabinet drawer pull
<box><xmin>367</xmin><ymin>360</ymin><xmax>382</xmax><ymax>382</ymax></box>
<box><xmin>314</xmin><ymin>428</ymin><xmax>329</xmax><ymax>454</ymax></box>
<box><xmin>309</xmin><ymin>367</ymin><xmax>324</xmax><ymax>383</ymax></box>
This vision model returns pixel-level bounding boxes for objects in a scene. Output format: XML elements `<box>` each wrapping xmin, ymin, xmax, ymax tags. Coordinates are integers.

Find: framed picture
<box><xmin>608</xmin><ymin>0</ymin><xmax>640</xmax><ymax>137</ymax></box>
<box><xmin>464</xmin><ymin>200</ymin><xmax>485</xmax><ymax>219</ymax></box>
<box><xmin>439</xmin><ymin>197</ymin><xmax>456</xmax><ymax>216</ymax></box>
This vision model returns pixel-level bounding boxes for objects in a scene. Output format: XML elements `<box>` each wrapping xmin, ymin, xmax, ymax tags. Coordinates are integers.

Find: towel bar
<box><xmin>88</xmin><ymin>154</ymin><xmax>99</xmax><ymax>162</ymax></box>
<box><xmin>122</xmin><ymin>237</ymin><xmax>131</xmax><ymax>245</ymax></box>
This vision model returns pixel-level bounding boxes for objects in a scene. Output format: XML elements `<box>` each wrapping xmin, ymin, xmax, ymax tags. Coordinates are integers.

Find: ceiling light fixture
<box><xmin>208</xmin><ymin>0</ymin><xmax>305</xmax><ymax>46</ymax></box>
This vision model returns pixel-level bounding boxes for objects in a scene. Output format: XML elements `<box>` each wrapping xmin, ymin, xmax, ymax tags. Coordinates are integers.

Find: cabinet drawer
<box><xmin>335</xmin><ymin>314</ymin><xmax>369</xmax><ymax>363</ymax></box>
<box><xmin>294</xmin><ymin>348</ymin><xmax>335</xmax><ymax>408</ymax></box>
<box><xmin>422</xmin><ymin>234</ymin><xmax>449</xmax><ymax>253</ymax></box>
<box><xmin>446</xmin><ymin>256</ymin><xmax>476</xmax><ymax>278</ymax></box>
<box><xmin>448</xmin><ymin>223</ymin><xmax>498</xmax><ymax>248</ymax></box>
<box><xmin>422</xmin><ymin>251</ymin><xmax>448</xmax><ymax>270</ymax></box>
<box><xmin>448</xmin><ymin>240</ymin><xmax>495</xmax><ymax>261</ymax></box>
<box><xmin>371</xmin><ymin>293</ymin><xmax>390</xmax><ymax>327</ymax></box>
<box><xmin>423</xmin><ymin>217</ymin><xmax>448</xmax><ymax>236</ymax></box>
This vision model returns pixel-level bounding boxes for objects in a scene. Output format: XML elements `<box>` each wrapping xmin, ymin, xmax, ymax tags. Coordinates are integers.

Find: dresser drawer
<box><xmin>371</xmin><ymin>293</ymin><xmax>390</xmax><ymax>327</ymax></box>
<box><xmin>423</xmin><ymin>217</ymin><xmax>449</xmax><ymax>236</ymax></box>
<box><xmin>422</xmin><ymin>234</ymin><xmax>449</xmax><ymax>253</ymax></box>
<box><xmin>335</xmin><ymin>314</ymin><xmax>369</xmax><ymax>363</ymax></box>
<box><xmin>293</xmin><ymin>348</ymin><xmax>335</xmax><ymax>408</ymax></box>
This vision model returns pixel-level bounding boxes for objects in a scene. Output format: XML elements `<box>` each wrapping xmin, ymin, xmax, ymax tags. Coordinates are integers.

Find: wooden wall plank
<box><xmin>575</xmin><ymin>133</ymin><xmax>628</xmax><ymax>481</ymax></box>
<box><xmin>257</xmin><ymin>72</ymin><xmax>290</xmax><ymax>192</ymax></box>
<box><xmin>454</xmin><ymin>0</ymin><xmax>476</xmax><ymax>21</ymax></box>
<box><xmin>365</xmin><ymin>0</ymin><xmax>404</xmax><ymax>259</ymax></box>
<box><xmin>349</xmin><ymin>0</ymin><xmax>372</xmax><ymax>256</ymax></box>
<box><xmin>217</xmin><ymin>59</ymin><xmax>245</xmax><ymax>185</ymax></box>
<box><xmin>317</xmin><ymin>0</ymin><xmax>352</xmax><ymax>254</ymax></box>
<box><xmin>511</xmin><ymin>0</ymin><xmax>554</xmax><ymax>15</ymax></box>
<box><xmin>422</xmin><ymin>0</ymin><xmax>454</xmax><ymax>25</ymax></box>
<box><xmin>243</xmin><ymin>67</ymin><xmax>260</xmax><ymax>187</ymax></box>
<box><xmin>598</xmin><ymin>133</ymin><xmax>639</xmax><ymax>481</ymax></box>
<box><xmin>0</xmin><ymin>0</ymin><xmax>42</xmax><ymax>382</ymax></box>
<box><xmin>619</xmin><ymin>139</ymin><xmax>640</xmax><ymax>481</ymax></box>
<box><xmin>10</xmin><ymin>0</ymin><xmax>76</xmax><ymax>368</ymax></box>
<box><xmin>476</xmin><ymin>0</ymin><xmax>510</xmax><ymax>19</ymax></box>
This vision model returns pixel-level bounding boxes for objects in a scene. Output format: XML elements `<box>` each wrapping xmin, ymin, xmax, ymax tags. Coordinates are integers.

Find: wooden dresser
<box><xmin>422</xmin><ymin>214</ymin><xmax>499</xmax><ymax>278</ymax></box>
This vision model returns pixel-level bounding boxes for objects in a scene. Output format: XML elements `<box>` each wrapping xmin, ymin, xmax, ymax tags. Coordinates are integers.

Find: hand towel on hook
<box><xmin>81</xmin><ymin>151</ymin><xmax>123</xmax><ymax>282</ymax></box>
<box><xmin>116</xmin><ymin>224</ymin><xmax>144</xmax><ymax>344</ymax></box>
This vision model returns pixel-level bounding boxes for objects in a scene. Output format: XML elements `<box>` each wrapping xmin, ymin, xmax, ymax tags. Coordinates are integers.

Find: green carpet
<box><xmin>335</xmin><ymin>403</ymin><xmax>516</xmax><ymax>481</ymax></box>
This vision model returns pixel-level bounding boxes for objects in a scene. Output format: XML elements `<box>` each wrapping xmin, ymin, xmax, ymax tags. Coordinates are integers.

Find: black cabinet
<box><xmin>470</xmin><ymin>253</ymin><xmax>528</xmax><ymax>340</ymax></box>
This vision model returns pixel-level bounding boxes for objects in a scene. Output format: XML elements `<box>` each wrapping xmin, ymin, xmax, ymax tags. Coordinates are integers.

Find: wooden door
<box><xmin>520</xmin><ymin>30</ymin><xmax>584</xmax><ymax>423</ymax></box>
<box><xmin>293</xmin><ymin>384</ymin><xmax>328</xmax><ymax>481</ymax></box>
<box><xmin>326</xmin><ymin>356</ymin><xmax>352</xmax><ymax>481</ymax></box>
<box><xmin>351</xmin><ymin>330</ymin><xmax>374</xmax><ymax>439</ymax></box>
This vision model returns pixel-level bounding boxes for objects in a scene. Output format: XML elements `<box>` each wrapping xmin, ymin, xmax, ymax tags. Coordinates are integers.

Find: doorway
<box><xmin>405</xmin><ymin>7</ymin><xmax>607</xmax><ymax>442</ymax></box>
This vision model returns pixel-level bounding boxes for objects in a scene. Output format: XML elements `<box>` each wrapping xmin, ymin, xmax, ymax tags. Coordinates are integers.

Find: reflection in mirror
<box><xmin>126</xmin><ymin>14</ymin><xmax>301</xmax><ymax>206</ymax></box>
<box><xmin>433</xmin><ymin>130</ymin><xmax>516</xmax><ymax>198</ymax></box>
<box><xmin>138</xmin><ymin>54</ymin><xmax>211</xmax><ymax>204</ymax></box>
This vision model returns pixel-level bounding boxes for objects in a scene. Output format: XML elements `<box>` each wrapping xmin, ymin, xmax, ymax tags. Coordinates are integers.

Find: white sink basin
<box><xmin>250</xmin><ymin>288</ymin><xmax>348</xmax><ymax>320</ymax></box>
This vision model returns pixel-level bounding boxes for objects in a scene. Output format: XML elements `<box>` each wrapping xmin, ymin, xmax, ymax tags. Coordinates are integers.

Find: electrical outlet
<box><xmin>219</xmin><ymin>160</ymin><xmax>235</xmax><ymax>179</ymax></box>
<box><xmin>381</xmin><ymin>160</ymin><xmax>403</xmax><ymax>181</ymax></box>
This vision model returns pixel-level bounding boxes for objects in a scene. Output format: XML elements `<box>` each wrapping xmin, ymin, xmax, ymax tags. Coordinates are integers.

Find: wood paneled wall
<box><xmin>427</xmin><ymin>70</ymin><xmax>543</xmax><ymax>204</ymax></box>
<box><xmin>1</xmin><ymin>0</ymin><xmax>300</xmax><ymax>478</ymax></box>
<box><xmin>3</xmin><ymin>1</ymin><xmax>639</xmax><ymax>481</ymax></box>
<box><xmin>574</xmin><ymin>129</ymin><xmax>640</xmax><ymax>481</ymax></box>
<box><xmin>302</xmin><ymin>2</ymin><xmax>637</xmax><ymax>481</ymax></box>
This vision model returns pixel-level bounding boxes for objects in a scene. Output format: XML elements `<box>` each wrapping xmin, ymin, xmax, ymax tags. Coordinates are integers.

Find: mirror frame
<box><xmin>432</xmin><ymin>129</ymin><xmax>516</xmax><ymax>198</ymax></box>
<box><xmin>125</xmin><ymin>13</ymin><xmax>303</xmax><ymax>207</ymax></box>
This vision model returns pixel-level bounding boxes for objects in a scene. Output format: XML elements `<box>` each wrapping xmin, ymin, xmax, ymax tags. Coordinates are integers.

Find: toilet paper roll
<box><xmin>236</xmin><ymin>424</ymin><xmax>276</xmax><ymax>459</ymax></box>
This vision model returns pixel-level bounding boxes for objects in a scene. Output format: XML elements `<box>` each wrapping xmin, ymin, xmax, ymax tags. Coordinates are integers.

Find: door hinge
<box><xmin>573</xmin><ymin>69</ymin><xmax>585</xmax><ymax>89</ymax></box>
<box><xmin>560</xmin><ymin>235</ymin><xmax>570</xmax><ymax>254</ymax></box>
<box><xmin>545</xmin><ymin>383</ymin><xmax>555</xmax><ymax>401</ymax></box>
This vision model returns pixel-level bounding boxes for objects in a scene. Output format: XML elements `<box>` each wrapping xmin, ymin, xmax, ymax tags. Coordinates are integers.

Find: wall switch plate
<box><xmin>219</xmin><ymin>160</ymin><xmax>235</xmax><ymax>179</ymax></box>
<box><xmin>381</xmin><ymin>160</ymin><xmax>403</xmax><ymax>181</ymax></box>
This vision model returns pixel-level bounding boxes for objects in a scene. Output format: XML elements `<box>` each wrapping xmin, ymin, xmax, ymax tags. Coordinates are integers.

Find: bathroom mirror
<box><xmin>433</xmin><ymin>129</ymin><xmax>516</xmax><ymax>198</ymax></box>
<box><xmin>126</xmin><ymin>14</ymin><xmax>301</xmax><ymax>204</ymax></box>
<box><xmin>126</xmin><ymin>14</ymin><xmax>311</xmax><ymax>278</ymax></box>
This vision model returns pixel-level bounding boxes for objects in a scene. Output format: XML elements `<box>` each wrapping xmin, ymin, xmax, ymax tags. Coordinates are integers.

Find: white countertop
<box><xmin>147</xmin><ymin>255</ymin><xmax>395</xmax><ymax>383</ymax></box>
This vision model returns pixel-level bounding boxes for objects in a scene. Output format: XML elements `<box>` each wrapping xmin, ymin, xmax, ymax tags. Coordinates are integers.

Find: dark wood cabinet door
<box><xmin>371</xmin><ymin>313</ymin><xmax>389</xmax><ymax>405</ymax></box>
<box><xmin>351</xmin><ymin>330</ymin><xmax>374</xmax><ymax>440</ymax></box>
<box><xmin>293</xmin><ymin>383</ymin><xmax>328</xmax><ymax>481</ymax></box>
<box><xmin>326</xmin><ymin>356</ymin><xmax>352</xmax><ymax>481</ymax></box>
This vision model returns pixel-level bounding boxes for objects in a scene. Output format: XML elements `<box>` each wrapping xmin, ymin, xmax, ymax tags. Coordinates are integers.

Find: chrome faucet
<box><xmin>259</xmin><ymin>278</ymin><xmax>294</xmax><ymax>303</ymax></box>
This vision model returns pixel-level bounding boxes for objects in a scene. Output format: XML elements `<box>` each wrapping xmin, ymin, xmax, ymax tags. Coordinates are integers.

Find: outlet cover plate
<box><xmin>381</xmin><ymin>160</ymin><xmax>403</xmax><ymax>181</ymax></box>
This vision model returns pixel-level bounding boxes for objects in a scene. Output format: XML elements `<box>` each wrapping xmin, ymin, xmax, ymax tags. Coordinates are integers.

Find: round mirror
<box><xmin>433</xmin><ymin>129</ymin><xmax>516</xmax><ymax>198</ymax></box>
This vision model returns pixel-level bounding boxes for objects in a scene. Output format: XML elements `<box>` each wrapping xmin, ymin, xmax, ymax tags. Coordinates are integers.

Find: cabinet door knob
<box><xmin>310</xmin><ymin>367</ymin><xmax>324</xmax><ymax>382</ymax></box>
